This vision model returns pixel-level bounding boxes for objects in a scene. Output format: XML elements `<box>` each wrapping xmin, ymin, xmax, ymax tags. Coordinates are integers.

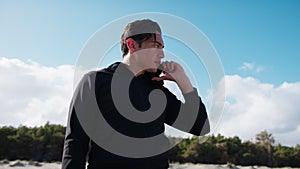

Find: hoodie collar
<box><xmin>104</xmin><ymin>62</ymin><xmax>163</xmax><ymax>83</ymax></box>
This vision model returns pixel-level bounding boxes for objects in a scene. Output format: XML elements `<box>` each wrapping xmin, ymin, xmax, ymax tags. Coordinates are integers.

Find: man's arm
<box><xmin>163</xmin><ymin>87</ymin><xmax>210</xmax><ymax>136</ymax></box>
<box><xmin>153</xmin><ymin>61</ymin><xmax>210</xmax><ymax>135</ymax></box>
<box><xmin>61</xmin><ymin>75</ymin><xmax>92</xmax><ymax>169</ymax></box>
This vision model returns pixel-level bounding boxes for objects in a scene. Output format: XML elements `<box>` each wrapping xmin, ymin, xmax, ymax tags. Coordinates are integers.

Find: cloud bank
<box><xmin>0</xmin><ymin>57</ymin><xmax>73</xmax><ymax>126</ymax></box>
<box><xmin>212</xmin><ymin>75</ymin><xmax>300</xmax><ymax>146</ymax></box>
<box><xmin>239</xmin><ymin>62</ymin><xmax>265</xmax><ymax>73</ymax></box>
<box><xmin>1</xmin><ymin>57</ymin><xmax>299</xmax><ymax>146</ymax></box>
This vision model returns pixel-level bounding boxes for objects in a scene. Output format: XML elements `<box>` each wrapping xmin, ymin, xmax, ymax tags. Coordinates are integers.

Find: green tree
<box><xmin>223</xmin><ymin>136</ymin><xmax>242</xmax><ymax>164</ymax></box>
<box><xmin>239</xmin><ymin>141</ymin><xmax>257</xmax><ymax>166</ymax></box>
<box><xmin>197</xmin><ymin>135</ymin><xmax>224</xmax><ymax>164</ymax></box>
<box><xmin>292</xmin><ymin>145</ymin><xmax>300</xmax><ymax>167</ymax></box>
<box><xmin>7</xmin><ymin>125</ymin><xmax>33</xmax><ymax>160</ymax></box>
<box><xmin>42</xmin><ymin>122</ymin><xmax>65</xmax><ymax>161</ymax></box>
<box><xmin>0</xmin><ymin>122</ymin><xmax>65</xmax><ymax>161</ymax></box>
<box><xmin>168</xmin><ymin>137</ymin><xmax>184</xmax><ymax>163</ymax></box>
<box><xmin>255</xmin><ymin>130</ymin><xmax>275</xmax><ymax>167</ymax></box>
<box><xmin>273</xmin><ymin>144</ymin><xmax>292</xmax><ymax>167</ymax></box>
<box><xmin>0</xmin><ymin>126</ymin><xmax>17</xmax><ymax>159</ymax></box>
<box><xmin>181</xmin><ymin>137</ymin><xmax>201</xmax><ymax>163</ymax></box>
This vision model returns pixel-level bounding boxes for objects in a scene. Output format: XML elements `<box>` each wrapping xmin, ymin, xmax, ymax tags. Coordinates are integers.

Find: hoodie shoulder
<box><xmin>97</xmin><ymin>62</ymin><xmax>121</xmax><ymax>75</ymax></box>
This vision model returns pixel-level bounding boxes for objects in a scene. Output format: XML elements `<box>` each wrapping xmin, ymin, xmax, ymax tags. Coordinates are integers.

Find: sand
<box><xmin>0</xmin><ymin>161</ymin><xmax>298</xmax><ymax>169</ymax></box>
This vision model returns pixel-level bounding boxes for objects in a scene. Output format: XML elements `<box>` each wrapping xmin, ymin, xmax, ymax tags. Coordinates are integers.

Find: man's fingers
<box><xmin>162</xmin><ymin>62</ymin><xmax>168</xmax><ymax>71</ymax></box>
<box><xmin>169</xmin><ymin>61</ymin><xmax>175</xmax><ymax>72</ymax></box>
<box><xmin>152</xmin><ymin>76</ymin><xmax>166</xmax><ymax>81</ymax></box>
<box><xmin>162</xmin><ymin>61</ymin><xmax>177</xmax><ymax>73</ymax></box>
<box><xmin>152</xmin><ymin>75</ymin><xmax>175</xmax><ymax>82</ymax></box>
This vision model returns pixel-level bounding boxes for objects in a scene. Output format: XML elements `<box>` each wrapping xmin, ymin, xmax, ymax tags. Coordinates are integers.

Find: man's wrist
<box><xmin>175</xmin><ymin>75</ymin><xmax>194</xmax><ymax>94</ymax></box>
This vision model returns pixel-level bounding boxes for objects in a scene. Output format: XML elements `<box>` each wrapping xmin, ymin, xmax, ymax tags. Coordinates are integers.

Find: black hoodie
<box><xmin>62</xmin><ymin>62</ymin><xmax>210</xmax><ymax>169</ymax></box>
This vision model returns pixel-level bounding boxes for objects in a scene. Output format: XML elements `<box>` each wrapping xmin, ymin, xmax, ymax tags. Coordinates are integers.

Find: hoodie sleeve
<box><xmin>164</xmin><ymin>88</ymin><xmax>210</xmax><ymax>136</ymax></box>
<box><xmin>61</xmin><ymin>74</ymin><xmax>91</xmax><ymax>169</ymax></box>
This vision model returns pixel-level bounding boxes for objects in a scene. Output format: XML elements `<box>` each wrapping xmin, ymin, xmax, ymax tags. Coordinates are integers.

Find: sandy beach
<box><xmin>0</xmin><ymin>161</ymin><xmax>299</xmax><ymax>169</ymax></box>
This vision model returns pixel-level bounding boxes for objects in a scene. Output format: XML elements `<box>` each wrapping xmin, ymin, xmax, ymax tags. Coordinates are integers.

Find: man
<box><xmin>62</xmin><ymin>19</ymin><xmax>210</xmax><ymax>169</ymax></box>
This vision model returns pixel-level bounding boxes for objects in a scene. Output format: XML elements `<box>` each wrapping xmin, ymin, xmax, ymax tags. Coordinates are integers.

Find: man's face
<box><xmin>134</xmin><ymin>34</ymin><xmax>165</xmax><ymax>73</ymax></box>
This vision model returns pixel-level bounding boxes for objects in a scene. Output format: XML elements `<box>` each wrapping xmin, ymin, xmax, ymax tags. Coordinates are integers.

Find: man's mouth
<box><xmin>154</xmin><ymin>61</ymin><xmax>161</xmax><ymax>66</ymax></box>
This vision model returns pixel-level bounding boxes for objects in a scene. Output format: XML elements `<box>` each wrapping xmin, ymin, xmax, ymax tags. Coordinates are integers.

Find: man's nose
<box><xmin>158</xmin><ymin>49</ymin><xmax>164</xmax><ymax>58</ymax></box>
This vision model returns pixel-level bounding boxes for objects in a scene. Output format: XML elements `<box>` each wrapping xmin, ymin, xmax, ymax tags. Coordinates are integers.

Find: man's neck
<box><xmin>122</xmin><ymin>54</ymin><xmax>144</xmax><ymax>76</ymax></box>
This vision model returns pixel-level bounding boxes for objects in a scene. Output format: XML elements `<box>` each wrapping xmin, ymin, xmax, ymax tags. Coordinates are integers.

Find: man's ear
<box><xmin>126</xmin><ymin>38</ymin><xmax>135</xmax><ymax>54</ymax></box>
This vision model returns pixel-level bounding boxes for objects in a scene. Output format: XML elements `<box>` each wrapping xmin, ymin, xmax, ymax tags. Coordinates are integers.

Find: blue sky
<box><xmin>1</xmin><ymin>0</ymin><xmax>300</xmax><ymax>85</ymax></box>
<box><xmin>1</xmin><ymin>0</ymin><xmax>300</xmax><ymax>146</ymax></box>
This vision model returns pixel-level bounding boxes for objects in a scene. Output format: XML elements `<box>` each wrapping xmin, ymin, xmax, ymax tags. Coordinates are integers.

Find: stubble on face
<box><xmin>135</xmin><ymin>34</ymin><xmax>164</xmax><ymax>74</ymax></box>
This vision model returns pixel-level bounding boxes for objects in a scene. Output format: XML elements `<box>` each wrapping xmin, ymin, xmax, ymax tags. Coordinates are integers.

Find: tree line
<box><xmin>0</xmin><ymin>123</ymin><xmax>299</xmax><ymax>167</ymax></box>
<box><xmin>168</xmin><ymin>131</ymin><xmax>300</xmax><ymax>167</ymax></box>
<box><xmin>0</xmin><ymin>122</ymin><xmax>65</xmax><ymax>162</ymax></box>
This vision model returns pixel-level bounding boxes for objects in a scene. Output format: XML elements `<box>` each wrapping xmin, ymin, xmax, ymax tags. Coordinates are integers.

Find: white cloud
<box><xmin>239</xmin><ymin>62</ymin><xmax>255</xmax><ymax>71</ymax></box>
<box><xmin>255</xmin><ymin>65</ymin><xmax>265</xmax><ymax>73</ymax></box>
<box><xmin>212</xmin><ymin>75</ymin><xmax>300</xmax><ymax>146</ymax></box>
<box><xmin>0</xmin><ymin>57</ymin><xmax>74</xmax><ymax>127</ymax></box>
<box><xmin>163</xmin><ymin>81</ymin><xmax>184</xmax><ymax>102</ymax></box>
<box><xmin>239</xmin><ymin>62</ymin><xmax>266</xmax><ymax>73</ymax></box>
<box><xmin>1</xmin><ymin>57</ymin><xmax>299</xmax><ymax>146</ymax></box>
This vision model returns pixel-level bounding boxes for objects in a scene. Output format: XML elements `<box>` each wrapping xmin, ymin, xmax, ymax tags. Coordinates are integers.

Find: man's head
<box><xmin>121</xmin><ymin>19</ymin><xmax>162</xmax><ymax>57</ymax></box>
<box><xmin>121</xmin><ymin>19</ymin><xmax>165</xmax><ymax>74</ymax></box>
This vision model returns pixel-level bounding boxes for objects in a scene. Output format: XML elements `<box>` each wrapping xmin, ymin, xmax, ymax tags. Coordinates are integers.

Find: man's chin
<box><xmin>146</xmin><ymin>68</ymin><xmax>158</xmax><ymax>73</ymax></box>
